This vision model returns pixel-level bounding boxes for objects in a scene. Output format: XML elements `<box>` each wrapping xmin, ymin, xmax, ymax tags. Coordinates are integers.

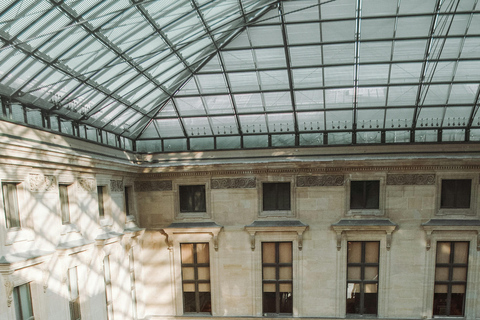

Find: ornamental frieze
<box><xmin>386</xmin><ymin>174</ymin><xmax>435</xmax><ymax>185</ymax></box>
<box><xmin>28</xmin><ymin>174</ymin><xmax>57</xmax><ymax>192</ymax></box>
<box><xmin>211</xmin><ymin>178</ymin><xmax>256</xmax><ymax>189</ymax></box>
<box><xmin>134</xmin><ymin>180</ymin><xmax>172</xmax><ymax>192</ymax></box>
<box><xmin>110</xmin><ymin>180</ymin><xmax>124</xmax><ymax>192</ymax></box>
<box><xmin>296</xmin><ymin>175</ymin><xmax>345</xmax><ymax>187</ymax></box>
<box><xmin>77</xmin><ymin>178</ymin><xmax>96</xmax><ymax>192</ymax></box>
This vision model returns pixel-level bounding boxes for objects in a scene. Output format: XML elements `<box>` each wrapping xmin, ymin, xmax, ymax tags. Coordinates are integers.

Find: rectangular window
<box><xmin>350</xmin><ymin>181</ymin><xmax>380</xmax><ymax>209</ymax></box>
<box><xmin>433</xmin><ymin>241</ymin><xmax>469</xmax><ymax>316</ymax></box>
<box><xmin>3</xmin><ymin>182</ymin><xmax>20</xmax><ymax>229</ymax></box>
<box><xmin>346</xmin><ymin>241</ymin><xmax>379</xmax><ymax>315</ymax></box>
<box><xmin>103</xmin><ymin>256</ymin><xmax>114</xmax><ymax>320</ymax></box>
<box><xmin>59</xmin><ymin>184</ymin><xmax>71</xmax><ymax>224</ymax></box>
<box><xmin>68</xmin><ymin>267</ymin><xmax>81</xmax><ymax>320</ymax></box>
<box><xmin>441</xmin><ymin>179</ymin><xmax>471</xmax><ymax>209</ymax></box>
<box><xmin>124</xmin><ymin>186</ymin><xmax>131</xmax><ymax>216</ymax></box>
<box><xmin>13</xmin><ymin>283</ymin><xmax>34</xmax><ymax>320</ymax></box>
<box><xmin>97</xmin><ymin>186</ymin><xmax>105</xmax><ymax>218</ymax></box>
<box><xmin>181</xmin><ymin>243</ymin><xmax>211</xmax><ymax>314</ymax></box>
<box><xmin>262</xmin><ymin>242</ymin><xmax>293</xmax><ymax>315</ymax></box>
<box><xmin>263</xmin><ymin>182</ymin><xmax>291</xmax><ymax>211</ymax></box>
<box><xmin>179</xmin><ymin>185</ymin><xmax>206</xmax><ymax>213</ymax></box>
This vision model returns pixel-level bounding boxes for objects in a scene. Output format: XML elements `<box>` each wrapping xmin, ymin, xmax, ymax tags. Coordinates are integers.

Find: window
<box><xmin>68</xmin><ymin>267</ymin><xmax>81</xmax><ymax>320</ymax></box>
<box><xmin>262</xmin><ymin>242</ymin><xmax>293</xmax><ymax>315</ymax></box>
<box><xmin>103</xmin><ymin>256</ymin><xmax>114</xmax><ymax>320</ymax></box>
<box><xmin>433</xmin><ymin>241</ymin><xmax>469</xmax><ymax>317</ymax></box>
<box><xmin>3</xmin><ymin>182</ymin><xmax>20</xmax><ymax>228</ymax></box>
<box><xmin>263</xmin><ymin>182</ymin><xmax>291</xmax><ymax>211</ymax></box>
<box><xmin>180</xmin><ymin>243</ymin><xmax>211</xmax><ymax>314</ymax></box>
<box><xmin>97</xmin><ymin>186</ymin><xmax>106</xmax><ymax>219</ymax></box>
<box><xmin>441</xmin><ymin>179</ymin><xmax>471</xmax><ymax>209</ymax></box>
<box><xmin>59</xmin><ymin>184</ymin><xmax>72</xmax><ymax>224</ymax></box>
<box><xmin>179</xmin><ymin>185</ymin><xmax>206</xmax><ymax>213</ymax></box>
<box><xmin>124</xmin><ymin>186</ymin><xmax>131</xmax><ymax>216</ymax></box>
<box><xmin>346</xmin><ymin>241</ymin><xmax>379</xmax><ymax>315</ymax></box>
<box><xmin>13</xmin><ymin>283</ymin><xmax>34</xmax><ymax>320</ymax></box>
<box><xmin>350</xmin><ymin>181</ymin><xmax>380</xmax><ymax>210</ymax></box>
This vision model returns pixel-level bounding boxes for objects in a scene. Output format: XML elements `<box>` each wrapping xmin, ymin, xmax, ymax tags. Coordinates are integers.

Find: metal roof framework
<box><xmin>0</xmin><ymin>0</ymin><xmax>479</xmax><ymax>152</ymax></box>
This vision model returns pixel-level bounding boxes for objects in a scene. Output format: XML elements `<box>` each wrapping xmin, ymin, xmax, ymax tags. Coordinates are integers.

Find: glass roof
<box><xmin>1</xmin><ymin>0</ymin><xmax>480</xmax><ymax>152</ymax></box>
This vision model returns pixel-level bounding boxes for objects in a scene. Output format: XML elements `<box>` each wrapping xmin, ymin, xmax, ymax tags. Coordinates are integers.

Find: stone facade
<box><xmin>1</xmin><ymin>122</ymin><xmax>480</xmax><ymax>320</ymax></box>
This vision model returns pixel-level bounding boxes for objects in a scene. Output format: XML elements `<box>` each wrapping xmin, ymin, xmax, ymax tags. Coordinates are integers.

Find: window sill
<box><xmin>347</xmin><ymin>209</ymin><xmax>383</xmax><ymax>217</ymax></box>
<box><xmin>436</xmin><ymin>208</ymin><xmax>475</xmax><ymax>216</ymax></box>
<box><xmin>259</xmin><ymin>210</ymin><xmax>294</xmax><ymax>218</ymax></box>
<box><xmin>5</xmin><ymin>228</ymin><xmax>35</xmax><ymax>246</ymax></box>
<box><xmin>245</xmin><ymin>220</ymin><xmax>308</xmax><ymax>251</ymax></box>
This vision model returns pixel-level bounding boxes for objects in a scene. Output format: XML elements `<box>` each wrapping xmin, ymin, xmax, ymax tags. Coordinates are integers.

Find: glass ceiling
<box><xmin>1</xmin><ymin>0</ymin><xmax>480</xmax><ymax>152</ymax></box>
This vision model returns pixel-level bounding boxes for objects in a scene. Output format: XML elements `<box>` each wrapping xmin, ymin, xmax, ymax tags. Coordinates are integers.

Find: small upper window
<box><xmin>13</xmin><ymin>283</ymin><xmax>34</xmax><ymax>320</ymax></box>
<box><xmin>59</xmin><ymin>184</ymin><xmax>72</xmax><ymax>224</ymax></box>
<box><xmin>97</xmin><ymin>186</ymin><xmax>106</xmax><ymax>219</ymax></box>
<box><xmin>180</xmin><ymin>185</ymin><xmax>206</xmax><ymax>213</ymax></box>
<box><xmin>350</xmin><ymin>181</ymin><xmax>380</xmax><ymax>210</ymax></box>
<box><xmin>441</xmin><ymin>179</ymin><xmax>471</xmax><ymax>209</ymax></box>
<box><xmin>2</xmin><ymin>182</ymin><xmax>20</xmax><ymax>229</ymax></box>
<box><xmin>263</xmin><ymin>182</ymin><xmax>291</xmax><ymax>211</ymax></box>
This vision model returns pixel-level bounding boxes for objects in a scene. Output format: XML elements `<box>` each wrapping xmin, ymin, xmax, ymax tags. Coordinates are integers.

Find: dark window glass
<box><xmin>124</xmin><ymin>186</ymin><xmax>131</xmax><ymax>216</ymax></box>
<box><xmin>13</xmin><ymin>283</ymin><xmax>34</xmax><ymax>320</ymax></box>
<box><xmin>68</xmin><ymin>267</ymin><xmax>81</xmax><ymax>320</ymax></box>
<box><xmin>346</xmin><ymin>241</ymin><xmax>379</xmax><ymax>315</ymax></box>
<box><xmin>97</xmin><ymin>186</ymin><xmax>105</xmax><ymax>218</ymax></box>
<box><xmin>181</xmin><ymin>243</ymin><xmax>211</xmax><ymax>314</ymax></box>
<box><xmin>441</xmin><ymin>179</ymin><xmax>471</xmax><ymax>209</ymax></box>
<box><xmin>263</xmin><ymin>182</ymin><xmax>291</xmax><ymax>211</ymax></box>
<box><xmin>262</xmin><ymin>242</ymin><xmax>293</xmax><ymax>315</ymax></box>
<box><xmin>2</xmin><ymin>182</ymin><xmax>20</xmax><ymax>229</ymax></box>
<box><xmin>180</xmin><ymin>185</ymin><xmax>206</xmax><ymax>212</ymax></box>
<box><xmin>59</xmin><ymin>184</ymin><xmax>71</xmax><ymax>224</ymax></box>
<box><xmin>350</xmin><ymin>181</ymin><xmax>380</xmax><ymax>209</ymax></box>
<box><xmin>433</xmin><ymin>241</ymin><xmax>469</xmax><ymax>316</ymax></box>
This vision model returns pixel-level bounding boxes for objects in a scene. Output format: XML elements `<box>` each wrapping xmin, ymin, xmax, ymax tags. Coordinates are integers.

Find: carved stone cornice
<box><xmin>134</xmin><ymin>180</ymin><xmax>172</xmax><ymax>192</ymax></box>
<box><xmin>28</xmin><ymin>174</ymin><xmax>56</xmax><ymax>192</ymax></box>
<box><xmin>77</xmin><ymin>178</ymin><xmax>96</xmax><ymax>192</ymax></box>
<box><xmin>110</xmin><ymin>180</ymin><xmax>124</xmax><ymax>192</ymax></box>
<box><xmin>387</xmin><ymin>174</ymin><xmax>435</xmax><ymax>185</ymax></box>
<box><xmin>211</xmin><ymin>178</ymin><xmax>256</xmax><ymax>189</ymax></box>
<box><xmin>296</xmin><ymin>175</ymin><xmax>344</xmax><ymax>187</ymax></box>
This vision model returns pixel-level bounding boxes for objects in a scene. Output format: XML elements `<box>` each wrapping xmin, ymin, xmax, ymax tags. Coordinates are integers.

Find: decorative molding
<box><xmin>296</xmin><ymin>175</ymin><xmax>344</xmax><ymax>187</ymax></box>
<box><xmin>211</xmin><ymin>177</ymin><xmax>256</xmax><ymax>189</ymax></box>
<box><xmin>134</xmin><ymin>180</ymin><xmax>172</xmax><ymax>192</ymax></box>
<box><xmin>77</xmin><ymin>178</ymin><xmax>96</xmax><ymax>192</ymax></box>
<box><xmin>421</xmin><ymin>219</ymin><xmax>480</xmax><ymax>251</ymax></box>
<box><xmin>244</xmin><ymin>220</ymin><xmax>308</xmax><ymax>251</ymax></box>
<box><xmin>28</xmin><ymin>174</ymin><xmax>56</xmax><ymax>192</ymax></box>
<box><xmin>110</xmin><ymin>180</ymin><xmax>124</xmax><ymax>192</ymax></box>
<box><xmin>387</xmin><ymin>174</ymin><xmax>435</xmax><ymax>185</ymax></box>
<box><xmin>331</xmin><ymin>219</ymin><xmax>397</xmax><ymax>251</ymax></box>
<box><xmin>3</xmin><ymin>275</ymin><xmax>13</xmax><ymax>307</ymax></box>
<box><xmin>162</xmin><ymin>222</ymin><xmax>223</xmax><ymax>251</ymax></box>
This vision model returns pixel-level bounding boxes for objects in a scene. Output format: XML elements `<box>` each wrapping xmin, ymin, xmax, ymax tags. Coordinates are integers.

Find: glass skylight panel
<box><xmin>4</xmin><ymin>57</ymin><xmax>45</xmax><ymax>89</ymax></box>
<box><xmin>283</xmin><ymin>0</ymin><xmax>319</xmax><ymax>22</ymax></box>
<box><xmin>239</xmin><ymin>114</ymin><xmax>267</xmax><ymax>133</ymax></box>
<box><xmin>175</xmin><ymin>96</ymin><xmax>206</xmax><ymax>116</ymax></box>
<box><xmin>359</xmin><ymin>41</ymin><xmax>392</xmax><ymax>63</ymax></box>
<box><xmin>259</xmin><ymin>70</ymin><xmax>289</xmax><ymax>90</ymax></box>
<box><xmin>384</xmin><ymin>108</ymin><xmax>413</xmax><ymax>128</ymax></box>
<box><xmin>429</xmin><ymin>62</ymin><xmax>455</xmax><ymax>82</ymax></box>
<box><xmin>467</xmin><ymin>14</ymin><xmax>480</xmax><ymax>34</ymax></box>
<box><xmin>324</xmin><ymin>88</ymin><xmax>353</xmax><ymax>108</ymax></box>
<box><xmin>0</xmin><ymin>48</ymin><xmax>26</xmax><ymax>76</ymax></box>
<box><xmin>439</xmin><ymin>38</ymin><xmax>463</xmax><ymax>59</ymax></box>
<box><xmin>417</xmin><ymin>107</ymin><xmax>444</xmax><ymax>125</ymax></box>
<box><xmin>66</xmin><ymin>0</ymin><xmax>100</xmax><ymax>17</ymax></box>
<box><xmin>266</xmin><ymin>113</ymin><xmax>294</xmax><ymax>132</ymax></box>
<box><xmin>448</xmin><ymin>14</ymin><xmax>471</xmax><ymax>35</ymax></box>
<box><xmin>254</xmin><ymin>8</ymin><xmax>280</xmax><ymax>24</ymax></box>
<box><xmin>392</xmin><ymin>40</ymin><xmax>428</xmax><ymax>61</ymax></box>
<box><xmin>228</xmin><ymin>72</ymin><xmax>260</xmax><ymax>92</ymax></box>
<box><xmin>250</xmin><ymin>25</ymin><xmax>284</xmax><ymax>46</ymax></box>
<box><xmin>398</xmin><ymin>0</ymin><xmax>435</xmax><ymax>14</ymax></box>
<box><xmin>286</xmin><ymin>23</ymin><xmax>320</xmax><ymax>45</ymax></box>
<box><xmin>461</xmin><ymin>37</ymin><xmax>480</xmax><ymax>58</ymax></box>
<box><xmin>321</xmin><ymin>0</ymin><xmax>356</xmax><ymax>19</ymax></box>
<box><xmin>357</xmin><ymin>109</ymin><xmax>385</xmax><ymax>127</ymax></box>
<box><xmin>323</xmin><ymin>66</ymin><xmax>353</xmax><ymax>86</ymax></box>
<box><xmin>210</xmin><ymin>116</ymin><xmax>238</xmax><ymax>135</ymax></box>
<box><xmin>149</xmin><ymin>0</ymin><xmax>192</xmax><ymax>29</ymax></box>
<box><xmin>289</xmin><ymin>46</ymin><xmax>322</xmax><ymax>67</ymax></box>
<box><xmin>263</xmin><ymin>92</ymin><xmax>292</xmax><ymax>112</ymax></box>
<box><xmin>118</xmin><ymin>78</ymin><xmax>155</xmax><ymax>102</ymax></box>
<box><xmin>197</xmin><ymin>73</ymin><xmax>228</xmax><ymax>94</ymax></box>
<box><xmin>326</xmin><ymin>110</ymin><xmax>353</xmax><ymax>129</ymax></box>
<box><xmin>448</xmin><ymin>84</ymin><xmax>478</xmax><ymax>104</ymax></box>
<box><xmin>362</xmin><ymin>0</ymin><xmax>397</xmax><ymax>17</ymax></box>
<box><xmin>396</xmin><ymin>16</ymin><xmax>432</xmax><ymax>38</ymax></box>
<box><xmin>360</xmin><ymin>18</ymin><xmax>395</xmax><ymax>40</ymax></box>
<box><xmin>292</xmin><ymin>68</ymin><xmax>323</xmax><ymax>89</ymax></box>
<box><xmin>16</xmin><ymin>7</ymin><xmax>68</xmax><ymax>45</ymax></box>
<box><xmin>297</xmin><ymin>111</ymin><xmax>325</xmax><ymax>130</ymax></box>
<box><xmin>389</xmin><ymin>63</ymin><xmax>422</xmax><ymax>84</ymax></box>
<box><xmin>41</xmin><ymin>27</ymin><xmax>89</xmax><ymax>59</ymax></box>
<box><xmin>357</xmin><ymin>87</ymin><xmax>387</xmax><ymax>107</ymax></box>
<box><xmin>110</xmin><ymin>108</ymin><xmax>138</xmax><ymax>130</ymax></box>
<box><xmin>358</xmin><ymin>64</ymin><xmax>390</xmax><ymax>85</ymax></box>
<box><xmin>203</xmin><ymin>95</ymin><xmax>234</xmax><ymax>115</ymax></box>
<box><xmin>177</xmin><ymin>78</ymin><xmax>200</xmax><ymax>95</ymax></box>
<box><xmin>321</xmin><ymin>20</ymin><xmax>355</xmax><ymax>42</ymax></box>
<box><xmin>163</xmin><ymin>13</ymin><xmax>202</xmax><ymax>44</ymax></box>
<box><xmin>233</xmin><ymin>93</ymin><xmax>264</xmax><ymax>113</ymax></box>
<box><xmin>0</xmin><ymin>0</ymin><xmax>51</xmax><ymax>38</ymax></box>
<box><xmin>153</xmin><ymin>62</ymin><xmax>186</xmax><ymax>86</ymax></box>
<box><xmin>387</xmin><ymin>86</ymin><xmax>418</xmax><ymax>106</ymax></box>
<box><xmin>455</xmin><ymin>61</ymin><xmax>480</xmax><ymax>81</ymax></box>
<box><xmin>222</xmin><ymin>50</ymin><xmax>256</xmax><ymax>71</ymax></box>
<box><xmin>322</xmin><ymin>43</ymin><xmax>354</xmax><ymax>64</ymax></box>
<box><xmin>444</xmin><ymin>106</ymin><xmax>473</xmax><ymax>123</ymax></box>
<box><xmin>200</xmin><ymin>55</ymin><xmax>222</xmax><ymax>72</ymax></box>
<box><xmin>295</xmin><ymin>90</ymin><xmax>324</xmax><ymax>110</ymax></box>
<box><xmin>184</xmin><ymin>117</ymin><xmax>212</xmax><ymax>136</ymax></box>
<box><xmin>253</xmin><ymin>48</ymin><xmax>286</xmax><ymax>68</ymax></box>
<box><xmin>225</xmin><ymin>31</ymin><xmax>251</xmax><ymax>49</ymax></box>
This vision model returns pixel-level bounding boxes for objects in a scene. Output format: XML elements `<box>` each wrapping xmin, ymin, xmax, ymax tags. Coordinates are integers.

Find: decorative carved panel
<box><xmin>296</xmin><ymin>175</ymin><xmax>344</xmax><ymax>187</ymax></box>
<box><xmin>110</xmin><ymin>180</ymin><xmax>124</xmax><ymax>192</ymax></box>
<box><xmin>211</xmin><ymin>178</ymin><xmax>256</xmax><ymax>189</ymax></box>
<box><xmin>134</xmin><ymin>180</ymin><xmax>172</xmax><ymax>192</ymax></box>
<box><xmin>28</xmin><ymin>174</ymin><xmax>57</xmax><ymax>192</ymax></box>
<box><xmin>386</xmin><ymin>174</ymin><xmax>435</xmax><ymax>185</ymax></box>
<box><xmin>77</xmin><ymin>178</ymin><xmax>96</xmax><ymax>192</ymax></box>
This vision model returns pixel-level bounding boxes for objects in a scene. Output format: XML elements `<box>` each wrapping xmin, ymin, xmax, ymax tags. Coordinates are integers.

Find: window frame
<box><xmin>103</xmin><ymin>255</ymin><xmax>114</xmax><ymax>320</ymax></box>
<box><xmin>13</xmin><ymin>282</ymin><xmax>34</xmax><ymax>320</ymax></box>
<box><xmin>258</xmin><ymin>178</ymin><xmax>295</xmax><ymax>218</ymax></box>
<box><xmin>346</xmin><ymin>175</ymin><xmax>386</xmax><ymax>217</ymax></box>
<box><xmin>59</xmin><ymin>183</ymin><xmax>74</xmax><ymax>225</ymax></box>
<box><xmin>436</xmin><ymin>174</ymin><xmax>477</xmax><ymax>216</ymax></box>
<box><xmin>174</xmin><ymin>181</ymin><xmax>211</xmax><ymax>220</ymax></box>
<box><xmin>68</xmin><ymin>266</ymin><xmax>81</xmax><ymax>320</ymax></box>
<box><xmin>2</xmin><ymin>181</ymin><xmax>21</xmax><ymax>229</ymax></box>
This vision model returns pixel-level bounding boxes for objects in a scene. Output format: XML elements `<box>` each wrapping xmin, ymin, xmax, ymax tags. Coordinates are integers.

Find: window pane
<box><xmin>365</xmin><ymin>242</ymin><xmax>379</xmax><ymax>263</ymax></box>
<box><xmin>348</xmin><ymin>267</ymin><xmax>361</xmax><ymax>280</ymax></box>
<box><xmin>452</xmin><ymin>268</ymin><xmax>467</xmax><ymax>281</ymax></box>
<box><xmin>436</xmin><ymin>242</ymin><xmax>451</xmax><ymax>263</ymax></box>
<box><xmin>197</xmin><ymin>267</ymin><xmax>210</xmax><ymax>280</ymax></box>
<box><xmin>59</xmin><ymin>184</ymin><xmax>70</xmax><ymax>224</ymax></box>
<box><xmin>350</xmin><ymin>181</ymin><xmax>380</xmax><ymax>209</ymax></box>
<box><xmin>262</xmin><ymin>243</ymin><xmax>276</xmax><ymax>263</ymax></box>
<box><xmin>441</xmin><ymin>179</ymin><xmax>471</xmax><ymax>208</ymax></box>
<box><xmin>279</xmin><ymin>242</ymin><xmax>292</xmax><ymax>263</ymax></box>
<box><xmin>182</xmin><ymin>267</ymin><xmax>194</xmax><ymax>280</ymax></box>
<box><xmin>263</xmin><ymin>267</ymin><xmax>276</xmax><ymax>280</ymax></box>
<box><xmin>435</xmin><ymin>267</ymin><xmax>449</xmax><ymax>281</ymax></box>
<box><xmin>263</xmin><ymin>182</ymin><xmax>291</xmax><ymax>211</ymax></box>
<box><xmin>179</xmin><ymin>185</ymin><xmax>206</xmax><ymax>212</ymax></box>
<box><xmin>454</xmin><ymin>242</ymin><xmax>469</xmax><ymax>263</ymax></box>
<box><xmin>181</xmin><ymin>244</ymin><xmax>194</xmax><ymax>264</ymax></box>
<box><xmin>3</xmin><ymin>183</ymin><xmax>20</xmax><ymax>228</ymax></box>
<box><xmin>347</xmin><ymin>242</ymin><xmax>362</xmax><ymax>263</ymax></box>
<box><xmin>365</xmin><ymin>267</ymin><xmax>378</xmax><ymax>280</ymax></box>
<box><xmin>196</xmin><ymin>243</ymin><xmax>209</xmax><ymax>264</ymax></box>
<box><xmin>279</xmin><ymin>267</ymin><xmax>292</xmax><ymax>280</ymax></box>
